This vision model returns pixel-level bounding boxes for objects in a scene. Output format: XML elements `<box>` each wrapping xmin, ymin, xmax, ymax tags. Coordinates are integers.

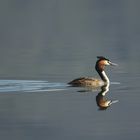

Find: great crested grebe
<box><xmin>68</xmin><ymin>56</ymin><xmax>117</xmax><ymax>87</ymax></box>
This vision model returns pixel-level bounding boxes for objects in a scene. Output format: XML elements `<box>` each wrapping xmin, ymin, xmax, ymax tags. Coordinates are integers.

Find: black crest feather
<box><xmin>97</xmin><ymin>56</ymin><xmax>109</xmax><ymax>61</ymax></box>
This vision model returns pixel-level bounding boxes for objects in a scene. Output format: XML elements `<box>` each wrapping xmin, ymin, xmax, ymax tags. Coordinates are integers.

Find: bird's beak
<box><xmin>108</xmin><ymin>100</ymin><xmax>119</xmax><ymax>105</ymax></box>
<box><xmin>109</xmin><ymin>61</ymin><xmax>118</xmax><ymax>66</ymax></box>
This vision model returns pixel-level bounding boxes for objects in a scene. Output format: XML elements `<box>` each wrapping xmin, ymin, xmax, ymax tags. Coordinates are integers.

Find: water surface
<box><xmin>1</xmin><ymin>1</ymin><xmax>140</xmax><ymax>140</ymax></box>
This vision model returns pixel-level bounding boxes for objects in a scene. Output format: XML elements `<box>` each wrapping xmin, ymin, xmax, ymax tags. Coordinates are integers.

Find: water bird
<box><xmin>68</xmin><ymin>56</ymin><xmax>117</xmax><ymax>87</ymax></box>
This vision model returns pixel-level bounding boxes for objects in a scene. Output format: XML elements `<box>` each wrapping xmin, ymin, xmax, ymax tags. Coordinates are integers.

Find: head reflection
<box><xmin>96</xmin><ymin>83</ymin><xmax>118</xmax><ymax>110</ymax></box>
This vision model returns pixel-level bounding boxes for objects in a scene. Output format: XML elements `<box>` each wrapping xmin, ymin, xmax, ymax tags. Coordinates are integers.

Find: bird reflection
<box><xmin>96</xmin><ymin>83</ymin><xmax>118</xmax><ymax>110</ymax></box>
<box><xmin>73</xmin><ymin>82</ymin><xmax>118</xmax><ymax>110</ymax></box>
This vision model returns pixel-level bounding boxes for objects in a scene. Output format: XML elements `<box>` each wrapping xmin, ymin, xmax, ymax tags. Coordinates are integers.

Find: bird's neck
<box><xmin>98</xmin><ymin>70</ymin><xmax>110</xmax><ymax>84</ymax></box>
<box><xmin>95</xmin><ymin>62</ymin><xmax>110</xmax><ymax>84</ymax></box>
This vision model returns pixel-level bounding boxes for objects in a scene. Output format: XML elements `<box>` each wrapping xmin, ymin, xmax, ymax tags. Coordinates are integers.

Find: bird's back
<box><xmin>68</xmin><ymin>77</ymin><xmax>104</xmax><ymax>87</ymax></box>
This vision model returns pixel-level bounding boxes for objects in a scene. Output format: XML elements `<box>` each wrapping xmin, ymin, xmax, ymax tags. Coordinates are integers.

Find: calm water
<box><xmin>1</xmin><ymin>1</ymin><xmax>140</xmax><ymax>140</ymax></box>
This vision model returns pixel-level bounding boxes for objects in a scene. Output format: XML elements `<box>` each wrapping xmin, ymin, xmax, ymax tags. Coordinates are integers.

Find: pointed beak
<box><xmin>109</xmin><ymin>100</ymin><xmax>119</xmax><ymax>105</ymax></box>
<box><xmin>109</xmin><ymin>61</ymin><xmax>118</xmax><ymax>66</ymax></box>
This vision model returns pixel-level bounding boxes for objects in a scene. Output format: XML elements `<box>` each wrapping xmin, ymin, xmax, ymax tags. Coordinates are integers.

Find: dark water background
<box><xmin>0</xmin><ymin>1</ymin><xmax>140</xmax><ymax>140</ymax></box>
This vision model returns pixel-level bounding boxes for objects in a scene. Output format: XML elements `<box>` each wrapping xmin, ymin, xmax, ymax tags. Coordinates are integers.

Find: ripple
<box><xmin>0</xmin><ymin>80</ymin><xmax>67</xmax><ymax>93</ymax></box>
<box><xmin>110</xmin><ymin>82</ymin><xmax>121</xmax><ymax>85</ymax></box>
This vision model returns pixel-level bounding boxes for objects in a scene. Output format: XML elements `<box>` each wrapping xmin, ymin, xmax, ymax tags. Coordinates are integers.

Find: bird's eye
<box><xmin>104</xmin><ymin>60</ymin><xmax>110</xmax><ymax>65</ymax></box>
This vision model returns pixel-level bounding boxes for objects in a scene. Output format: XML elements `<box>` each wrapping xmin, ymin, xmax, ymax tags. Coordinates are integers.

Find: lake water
<box><xmin>1</xmin><ymin>1</ymin><xmax>140</xmax><ymax>140</ymax></box>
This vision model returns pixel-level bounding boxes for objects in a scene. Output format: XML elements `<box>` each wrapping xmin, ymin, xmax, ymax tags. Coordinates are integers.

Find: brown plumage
<box><xmin>68</xmin><ymin>77</ymin><xmax>104</xmax><ymax>87</ymax></box>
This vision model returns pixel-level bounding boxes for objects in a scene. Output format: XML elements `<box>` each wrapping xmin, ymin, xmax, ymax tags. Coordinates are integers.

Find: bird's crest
<box><xmin>97</xmin><ymin>56</ymin><xmax>109</xmax><ymax>61</ymax></box>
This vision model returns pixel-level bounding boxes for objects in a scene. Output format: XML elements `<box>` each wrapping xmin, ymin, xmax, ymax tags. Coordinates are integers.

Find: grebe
<box><xmin>68</xmin><ymin>56</ymin><xmax>117</xmax><ymax>87</ymax></box>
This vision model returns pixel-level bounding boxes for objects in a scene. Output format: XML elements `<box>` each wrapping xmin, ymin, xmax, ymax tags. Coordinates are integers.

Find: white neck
<box><xmin>102</xmin><ymin>71</ymin><xmax>110</xmax><ymax>84</ymax></box>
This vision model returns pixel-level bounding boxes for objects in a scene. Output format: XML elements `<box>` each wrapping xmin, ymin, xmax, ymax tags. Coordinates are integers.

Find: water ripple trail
<box><xmin>0</xmin><ymin>80</ymin><xmax>67</xmax><ymax>93</ymax></box>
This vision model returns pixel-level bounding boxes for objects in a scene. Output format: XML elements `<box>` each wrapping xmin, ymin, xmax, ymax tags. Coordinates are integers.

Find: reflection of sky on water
<box><xmin>0</xmin><ymin>0</ymin><xmax>140</xmax><ymax>79</ymax></box>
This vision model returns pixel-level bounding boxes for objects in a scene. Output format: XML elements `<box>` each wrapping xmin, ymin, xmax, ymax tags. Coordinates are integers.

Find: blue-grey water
<box><xmin>1</xmin><ymin>1</ymin><xmax>140</xmax><ymax>140</ymax></box>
